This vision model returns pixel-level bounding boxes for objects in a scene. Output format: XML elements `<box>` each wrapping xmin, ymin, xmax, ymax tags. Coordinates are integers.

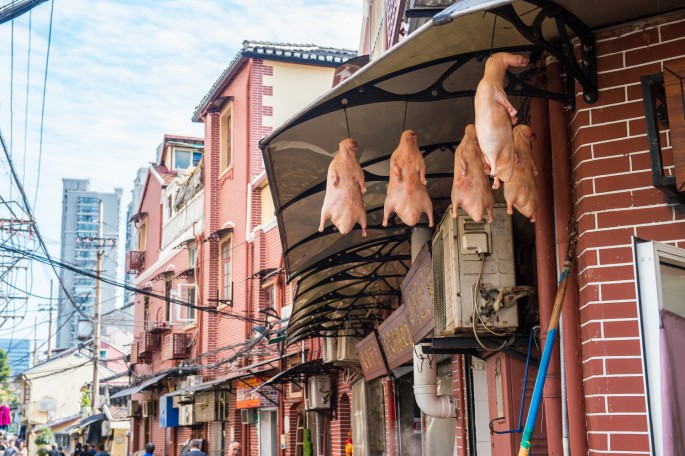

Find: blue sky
<box><xmin>0</xmin><ymin>0</ymin><xmax>362</xmax><ymax>353</ymax></box>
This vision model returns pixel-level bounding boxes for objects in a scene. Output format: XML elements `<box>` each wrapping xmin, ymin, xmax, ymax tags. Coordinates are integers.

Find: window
<box><xmin>188</xmin><ymin>242</ymin><xmax>197</xmax><ymax>268</ymax></box>
<box><xmin>55</xmin><ymin>434</ymin><xmax>70</xmax><ymax>450</ymax></box>
<box><xmin>139</xmin><ymin>220</ymin><xmax>147</xmax><ymax>251</ymax></box>
<box><xmin>220</xmin><ymin>104</ymin><xmax>233</xmax><ymax>172</ymax></box>
<box><xmin>220</xmin><ymin>237</ymin><xmax>232</xmax><ymax>305</ymax></box>
<box><xmin>173</xmin><ymin>149</ymin><xmax>203</xmax><ymax>170</ymax></box>
<box><xmin>143</xmin><ymin>296</ymin><xmax>150</xmax><ymax>330</ymax></box>
<box><xmin>261</xmin><ymin>184</ymin><xmax>276</xmax><ymax>226</ymax></box>
<box><xmin>100</xmin><ymin>349</ymin><xmax>108</xmax><ymax>360</ymax></box>
<box><xmin>165</xmin><ymin>275</ymin><xmax>173</xmax><ymax>322</ymax></box>
<box><xmin>263</xmin><ymin>284</ymin><xmax>276</xmax><ymax>310</ymax></box>
<box><xmin>176</xmin><ymin>285</ymin><xmax>197</xmax><ymax>323</ymax></box>
<box><xmin>635</xmin><ymin>240</ymin><xmax>685</xmax><ymax>456</ymax></box>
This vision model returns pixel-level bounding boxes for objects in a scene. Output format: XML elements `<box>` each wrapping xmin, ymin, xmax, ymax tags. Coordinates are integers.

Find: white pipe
<box><xmin>413</xmin><ymin>343</ymin><xmax>458</xmax><ymax>418</ymax></box>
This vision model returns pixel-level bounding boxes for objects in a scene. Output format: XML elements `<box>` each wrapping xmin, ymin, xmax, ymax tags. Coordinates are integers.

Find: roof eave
<box><xmin>192</xmin><ymin>54</ymin><xmax>249</xmax><ymax>123</ymax></box>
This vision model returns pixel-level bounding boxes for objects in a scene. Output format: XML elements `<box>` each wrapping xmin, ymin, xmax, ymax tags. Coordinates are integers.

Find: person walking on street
<box><xmin>143</xmin><ymin>443</ymin><xmax>155</xmax><ymax>456</ymax></box>
<box><xmin>48</xmin><ymin>444</ymin><xmax>59</xmax><ymax>456</ymax></box>
<box><xmin>4</xmin><ymin>440</ymin><xmax>17</xmax><ymax>456</ymax></box>
<box><xmin>185</xmin><ymin>440</ymin><xmax>206</xmax><ymax>456</ymax></box>
<box><xmin>17</xmin><ymin>441</ymin><xmax>26</xmax><ymax>456</ymax></box>
<box><xmin>93</xmin><ymin>444</ymin><xmax>109</xmax><ymax>456</ymax></box>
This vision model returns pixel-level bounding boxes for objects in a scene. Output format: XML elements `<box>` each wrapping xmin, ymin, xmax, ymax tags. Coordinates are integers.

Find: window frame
<box><xmin>219</xmin><ymin>236</ymin><xmax>233</xmax><ymax>307</ymax></box>
<box><xmin>165</xmin><ymin>274</ymin><xmax>174</xmax><ymax>323</ymax></box>
<box><xmin>219</xmin><ymin>103</ymin><xmax>233</xmax><ymax>175</ymax></box>
<box><xmin>138</xmin><ymin>219</ymin><xmax>147</xmax><ymax>251</ymax></box>
<box><xmin>175</xmin><ymin>284</ymin><xmax>197</xmax><ymax>324</ymax></box>
<box><xmin>634</xmin><ymin>238</ymin><xmax>685</xmax><ymax>456</ymax></box>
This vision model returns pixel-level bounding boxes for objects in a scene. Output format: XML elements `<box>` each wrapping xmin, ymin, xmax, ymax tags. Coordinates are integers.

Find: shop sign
<box><xmin>236</xmin><ymin>377</ymin><xmax>278</xmax><ymax>409</ymax></box>
<box><xmin>401</xmin><ymin>244</ymin><xmax>434</xmax><ymax>342</ymax></box>
<box><xmin>356</xmin><ymin>331</ymin><xmax>387</xmax><ymax>381</ymax></box>
<box><xmin>377</xmin><ymin>304</ymin><xmax>414</xmax><ymax>370</ymax></box>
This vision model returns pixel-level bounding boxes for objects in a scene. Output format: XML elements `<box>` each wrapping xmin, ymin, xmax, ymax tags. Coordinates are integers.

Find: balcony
<box><xmin>126</xmin><ymin>250</ymin><xmax>144</xmax><ymax>274</ymax></box>
<box><xmin>161</xmin><ymin>189</ymin><xmax>204</xmax><ymax>250</ymax></box>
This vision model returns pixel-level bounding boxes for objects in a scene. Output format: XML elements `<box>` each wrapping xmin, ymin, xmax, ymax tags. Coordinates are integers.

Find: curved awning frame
<box><xmin>261</xmin><ymin>0</ymin><xmax>604</xmax><ymax>345</ymax></box>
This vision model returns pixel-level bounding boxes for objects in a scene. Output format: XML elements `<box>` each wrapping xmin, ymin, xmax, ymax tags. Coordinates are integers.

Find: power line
<box><xmin>33</xmin><ymin>0</ymin><xmax>54</xmax><ymax>210</ymax></box>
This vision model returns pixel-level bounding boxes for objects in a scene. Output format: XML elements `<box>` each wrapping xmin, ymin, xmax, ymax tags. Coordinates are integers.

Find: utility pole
<box><xmin>91</xmin><ymin>200</ymin><xmax>104</xmax><ymax>414</ymax></box>
<box><xmin>47</xmin><ymin>279</ymin><xmax>53</xmax><ymax>358</ymax></box>
<box><xmin>32</xmin><ymin>316</ymin><xmax>38</xmax><ymax>366</ymax></box>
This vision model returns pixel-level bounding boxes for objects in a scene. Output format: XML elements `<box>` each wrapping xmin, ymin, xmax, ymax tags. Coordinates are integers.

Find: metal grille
<box><xmin>432</xmin><ymin>231</ymin><xmax>446</xmax><ymax>334</ymax></box>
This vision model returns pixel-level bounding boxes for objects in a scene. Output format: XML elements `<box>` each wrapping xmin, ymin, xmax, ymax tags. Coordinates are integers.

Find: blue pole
<box><xmin>519</xmin><ymin>327</ymin><xmax>558</xmax><ymax>455</ymax></box>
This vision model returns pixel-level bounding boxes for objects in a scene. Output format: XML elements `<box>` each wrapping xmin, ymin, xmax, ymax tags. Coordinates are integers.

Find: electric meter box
<box><xmin>432</xmin><ymin>205</ymin><xmax>518</xmax><ymax>336</ymax></box>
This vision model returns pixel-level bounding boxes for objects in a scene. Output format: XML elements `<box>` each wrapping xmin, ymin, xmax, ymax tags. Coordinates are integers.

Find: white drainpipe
<box><xmin>413</xmin><ymin>344</ymin><xmax>458</xmax><ymax>419</ymax></box>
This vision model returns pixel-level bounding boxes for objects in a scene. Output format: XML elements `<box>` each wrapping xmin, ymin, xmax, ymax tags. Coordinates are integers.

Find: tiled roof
<box><xmin>192</xmin><ymin>40</ymin><xmax>357</xmax><ymax>122</ymax></box>
<box><xmin>151</xmin><ymin>163</ymin><xmax>177</xmax><ymax>185</ymax></box>
<box><xmin>242</xmin><ymin>41</ymin><xmax>357</xmax><ymax>65</ymax></box>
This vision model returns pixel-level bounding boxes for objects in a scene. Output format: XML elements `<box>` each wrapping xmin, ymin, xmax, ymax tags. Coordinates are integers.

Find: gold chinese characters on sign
<box><xmin>377</xmin><ymin>304</ymin><xmax>414</xmax><ymax>370</ymax></box>
<box><xmin>401</xmin><ymin>244</ymin><xmax>434</xmax><ymax>342</ymax></box>
<box><xmin>356</xmin><ymin>331</ymin><xmax>387</xmax><ymax>381</ymax></box>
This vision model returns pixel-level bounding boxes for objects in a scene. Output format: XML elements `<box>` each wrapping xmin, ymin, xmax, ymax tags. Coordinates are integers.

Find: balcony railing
<box><xmin>161</xmin><ymin>189</ymin><xmax>204</xmax><ymax>250</ymax></box>
<box><xmin>126</xmin><ymin>250</ymin><xmax>144</xmax><ymax>274</ymax></box>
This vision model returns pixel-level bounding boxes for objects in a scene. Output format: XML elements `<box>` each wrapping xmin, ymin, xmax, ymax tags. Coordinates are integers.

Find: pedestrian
<box><xmin>17</xmin><ymin>442</ymin><xmax>27</xmax><ymax>456</ymax></box>
<box><xmin>93</xmin><ymin>444</ymin><xmax>109</xmax><ymax>456</ymax></box>
<box><xmin>227</xmin><ymin>442</ymin><xmax>241</xmax><ymax>456</ymax></box>
<box><xmin>143</xmin><ymin>443</ymin><xmax>155</xmax><ymax>456</ymax></box>
<box><xmin>72</xmin><ymin>442</ymin><xmax>82</xmax><ymax>456</ymax></box>
<box><xmin>88</xmin><ymin>444</ymin><xmax>97</xmax><ymax>456</ymax></box>
<box><xmin>48</xmin><ymin>444</ymin><xmax>59</xmax><ymax>456</ymax></box>
<box><xmin>4</xmin><ymin>440</ymin><xmax>17</xmax><ymax>456</ymax></box>
<box><xmin>184</xmin><ymin>440</ymin><xmax>206</xmax><ymax>456</ymax></box>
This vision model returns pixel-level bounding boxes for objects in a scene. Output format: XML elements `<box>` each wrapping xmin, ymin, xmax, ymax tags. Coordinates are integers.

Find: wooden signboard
<box><xmin>664</xmin><ymin>58</ymin><xmax>685</xmax><ymax>191</ymax></box>
<box><xmin>356</xmin><ymin>331</ymin><xmax>387</xmax><ymax>381</ymax></box>
<box><xmin>377</xmin><ymin>304</ymin><xmax>414</xmax><ymax>371</ymax></box>
<box><xmin>401</xmin><ymin>244</ymin><xmax>435</xmax><ymax>343</ymax></box>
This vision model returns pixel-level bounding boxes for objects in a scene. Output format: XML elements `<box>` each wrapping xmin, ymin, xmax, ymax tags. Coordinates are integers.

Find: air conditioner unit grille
<box><xmin>433</xmin><ymin>231</ymin><xmax>447</xmax><ymax>334</ymax></box>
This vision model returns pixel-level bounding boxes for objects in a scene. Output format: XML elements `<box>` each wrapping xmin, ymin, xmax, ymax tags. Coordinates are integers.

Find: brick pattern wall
<box><xmin>569</xmin><ymin>12</ymin><xmax>685</xmax><ymax>454</ymax></box>
<box><xmin>330</xmin><ymin>374</ymin><xmax>353</xmax><ymax>456</ymax></box>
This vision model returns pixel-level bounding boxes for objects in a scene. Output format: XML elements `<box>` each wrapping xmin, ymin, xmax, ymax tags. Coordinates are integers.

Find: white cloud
<box><xmin>0</xmin><ymin>0</ymin><xmax>362</xmax><ymax>342</ymax></box>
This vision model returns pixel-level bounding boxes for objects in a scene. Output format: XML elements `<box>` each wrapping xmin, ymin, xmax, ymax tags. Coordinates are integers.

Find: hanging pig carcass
<box><xmin>451</xmin><ymin>124</ymin><xmax>494</xmax><ymax>223</ymax></box>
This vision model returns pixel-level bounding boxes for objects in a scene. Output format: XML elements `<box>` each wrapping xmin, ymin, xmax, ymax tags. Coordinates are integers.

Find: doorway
<box><xmin>258</xmin><ymin>409</ymin><xmax>278</xmax><ymax>455</ymax></box>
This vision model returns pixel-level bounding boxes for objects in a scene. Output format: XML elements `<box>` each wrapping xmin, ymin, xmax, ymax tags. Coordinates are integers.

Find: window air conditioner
<box><xmin>240</xmin><ymin>408</ymin><xmax>257</xmax><ymax>425</ymax></box>
<box><xmin>432</xmin><ymin>205</ymin><xmax>518</xmax><ymax>337</ymax></box>
<box><xmin>127</xmin><ymin>399</ymin><xmax>141</xmax><ymax>418</ymax></box>
<box><xmin>187</xmin><ymin>375</ymin><xmax>203</xmax><ymax>386</ymax></box>
<box><xmin>178</xmin><ymin>404</ymin><xmax>194</xmax><ymax>426</ymax></box>
<box><xmin>307</xmin><ymin>375</ymin><xmax>332</xmax><ymax>410</ymax></box>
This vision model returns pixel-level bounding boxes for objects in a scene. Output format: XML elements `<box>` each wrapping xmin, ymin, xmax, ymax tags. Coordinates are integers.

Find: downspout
<box><xmin>242</xmin><ymin>57</ymin><xmax>254</xmax><ymax>456</ymax></box>
<box><xmin>277</xmin><ymin>255</ymin><xmax>286</xmax><ymax>456</ymax></box>
<box><xmin>410</xmin><ymin>228</ymin><xmax>458</xmax><ymax>419</ymax></box>
<box><xmin>530</xmin><ymin>94</ymin><xmax>564</xmax><ymax>456</ymax></box>
<box><xmin>547</xmin><ymin>57</ymin><xmax>589</xmax><ymax>456</ymax></box>
<box><xmin>413</xmin><ymin>343</ymin><xmax>458</xmax><ymax>419</ymax></box>
<box><xmin>383</xmin><ymin>376</ymin><xmax>398</xmax><ymax>456</ymax></box>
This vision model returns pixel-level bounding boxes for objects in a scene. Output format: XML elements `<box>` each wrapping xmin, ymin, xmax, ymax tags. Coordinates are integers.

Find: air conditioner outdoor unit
<box><xmin>336</xmin><ymin>336</ymin><xmax>360</xmax><ymax>365</ymax></box>
<box><xmin>322</xmin><ymin>335</ymin><xmax>337</xmax><ymax>363</ymax></box>
<box><xmin>178</xmin><ymin>404</ymin><xmax>194</xmax><ymax>426</ymax></box>
<box><xmin>142</xmin><ymin>400</ymin><xmax>156</xmax><ymax>418</ymax></box>
<box><xmin>432</xmin><ymin>205</ymin><xmax>518</xmax><ymax>337</ymax></box>
<box><xmin>187</xmin><ymin>375</ymin><xmax>203</xmax><ymax>387</ymax></box>
<box><xmin>172</xmin><ymin>393</ymin><xmax>194</xmax><ymax>408</ymax></box>
<box><xmin>307</xmin><ymin>375</ymin><xmax>331</xmax><ymax>410</ymax></box>
<box><xmin>127</xmin><ymin>400</ymin><xmax>141</xmax><ymax>418</ymax></box>
<box><xmin>240</xmin><ymin>408</ymin><xmax>257</xmax><ymax>425</ymax></box>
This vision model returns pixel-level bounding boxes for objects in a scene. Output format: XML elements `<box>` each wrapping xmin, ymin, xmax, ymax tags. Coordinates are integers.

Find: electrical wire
<box><xmin>32</xmin><ymin>0</ymin><xmax>54</xmax><ymax>210</ymax></box>
<box><xmin>472</xmin><ymin>252</ymin><xmax>513</xmax><ymax>351</ymax></box>
<box><xmin>21</xmin><ymin>10</ymin><xmax>32</xmax><ymax>185</ymax></box>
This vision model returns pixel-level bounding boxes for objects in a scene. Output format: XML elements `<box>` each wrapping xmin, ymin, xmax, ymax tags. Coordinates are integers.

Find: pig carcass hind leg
<box><xmin>486</xmin><ymin>205</ymin><xmax>494</xmax><ymax>224</ymax></box>
<box><xmin>419</xmin><ymin>160</ymin><xmax>427</xmax><ymax>185</ymax></box>
<box><xmin>493</xmin><ymin>88</ymin><xmax>518</xmax><ymax>122</ymax></box>
<box><xmin>359</xmin><ymin>210</ymin><xmax>368</xmax><ymax>237</ymax></box>
<box><xmin>492</xmin><ymin>176</ymin><xmax>501</xmax><ymax>190</ymax></box>
<box><xmin>506</xmin><ymin>200</ymin><xmax>514</xmax><ymax>216</ymax></box>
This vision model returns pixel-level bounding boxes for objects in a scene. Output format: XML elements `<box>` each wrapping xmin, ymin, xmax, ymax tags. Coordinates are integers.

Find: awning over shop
<box><xmin>78</xmin><ymin>413</ymin><xmax>106</xmax><ymax>429</ymax></box>
<box><xmin>257</xmin><ymin>359</ymin><xmax>342</xmax><ymax>390</ymax></box>
<box><xmin>260</xmin><ymin>0</ymin><xmax>684</xmax><ymax>344</ymax></box>
<box><xmin>109</xmin><ymin>372</ymin><xmax>170</xmax><ymax>399</ymax></box>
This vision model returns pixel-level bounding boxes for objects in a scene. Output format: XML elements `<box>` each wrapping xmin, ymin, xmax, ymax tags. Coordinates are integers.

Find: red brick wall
<box><xmin>569</xmin><ymin>11</ymin><xmax>685</xmax><ymax>454</ymax></box>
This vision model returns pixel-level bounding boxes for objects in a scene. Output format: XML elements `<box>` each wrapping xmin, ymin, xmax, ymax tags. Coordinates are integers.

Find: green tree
<box><xmin>0</xmin><ymin>350</ymin><xmax>10</xmax><ymax>382</ymax></box>
<box><xmin>0</xmin><ymin>349</ymin><xmax>19</xmax><ymax>407</ymax></box>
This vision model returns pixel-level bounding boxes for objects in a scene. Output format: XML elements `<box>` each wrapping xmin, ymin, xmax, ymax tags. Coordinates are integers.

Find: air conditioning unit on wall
<box><xmin>240</xmin><ymin>408</ymin><xmax>257</xmax><ymax>425</ymax></box>
<box><xmin>178</xmin><ymin>405</ymin><xmax>194</xmax><ymax>426</ymax></box>
<box><xmin>142</xmin><ymin>400</ymin><xmax>156</xmax><ymax>418</ymax></box>
<box><xmin>307</xmin><ymin>375</ymin><xmax>331</xmax><ymax>410</ymax></box>
<box><xmin>127</xmin><ymin>400</ymin><xmax>141</xmax><ymax>418</ymax></box>
<box><xmin>336</xmin><ymin>336</ymin><xmax>359</xmax><ymax>365</ymax></box>
<box><xmin>432</xmin><ymin>205</ymin><xmax>518</xmax><ymax>337</ymax></box>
